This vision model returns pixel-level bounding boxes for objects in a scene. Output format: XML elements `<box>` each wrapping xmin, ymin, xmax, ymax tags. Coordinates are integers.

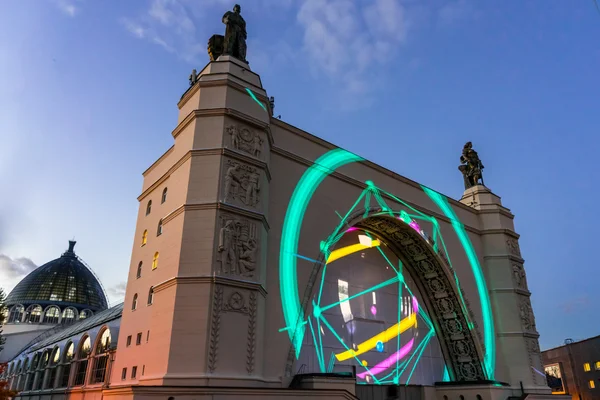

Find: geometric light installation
<box><xmin>279</xmin><ymin>148</ymin><xmax>495</xmax><ymax>384</ymax></box>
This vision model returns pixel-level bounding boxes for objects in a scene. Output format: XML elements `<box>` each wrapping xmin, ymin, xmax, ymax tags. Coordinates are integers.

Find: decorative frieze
<box><xmin>223</xmin><ymin>160</ymin><xmax>261</xmax><ymax>209</ymax></box>
<box><xmin>506</xmin><ymin>238</ymin><xmax>521</xmax><ymax>257</ymax></box>
<box><xmin>227</xmin><ymin>125</ymin><xmax>263</xmax><ymax>159</ymax></box>
<box><xmin>512</xmin><ymin>262</ymin><xmax>528</xmax><ymax>290</ymax></box>
<box><xmin>217</xmin><ymin>214</ymin><xmax>258</xmax><ymax>278</ymax></box>
<box><xmin>518</xmin><ymin>296</ymin><xmax>537</xmax><ymax>333</ymax></box>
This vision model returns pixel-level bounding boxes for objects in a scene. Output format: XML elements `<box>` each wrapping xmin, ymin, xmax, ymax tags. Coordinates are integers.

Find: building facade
<box><xmin>1</xmin><ymin>8</ymin><xmax>567</xmax><ymax>399</ymax></box>
<box><xmin>542</xmin><ymin>336</ymin><xmax>600</xmax><ymax>400</ymax></box>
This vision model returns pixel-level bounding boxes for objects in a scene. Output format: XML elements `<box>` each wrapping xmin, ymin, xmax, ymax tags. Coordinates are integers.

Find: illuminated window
<box><xmin>137</xmin><ymin>262</ymin><xmax>142</xmax><ymax>279</ymax></box>
<box><xmin>584</xmin><ymin>363</ymin><xmax>591</xmax><ymax>372</ymax></box>
<box><xmin>132</xmin><ymin>294</ymin><xmax>138</xmax><ymax>310</ymax></box>
<box><xmin>59</xmin><ymin>342</ymin><xmax>74</xmax><ymax>387</ymax></box>
<box><xmin>90</xmin><ymin>329</ymin><xmax>111</xmax><ymax>384</ymax></box>
<box><xmin>595</xmin><ymin>361</ymin><xmax>600</xmax><ymax>370</ymax></box>
<box><xmin>157</xmin><ymin>219</ymin><xmax>163</xmax><ymax>236</ymax></box>
<box><xmin>152</xmin><ymin>252</ymin><xmax>159</xmax><ymax>270</ymax></box>
<box><xmin>43</xmin><ymin>306</ymin><xmax>60</xmax><ymax>324</ymax></box>
<box><xmin>161</xmin><ymin>187</ymin><xmax>168</xmax><ymax>204</ymax></box>
<box><xmin>147</xmin><ymin>287</ymin><xmax>154</xmax><ymax>305</ymax></box>
<box><xmin>589</xmin><ymin>380</ymin><xmax>596</xmax><ymax>389</ymax></box>
<box><xmin>146</xmin><ymin>200</ymin><xmax>152</xmax><ymax>216</ymax></box>
<box><xmin>141</xmin><ymin>230</ymin><xmax>148</xmax><ymax>246</ymax></box>
<box><xmin>73</xmin><ymin>337</ymin><xmax>91</xmax><ymax>386</ymax></box>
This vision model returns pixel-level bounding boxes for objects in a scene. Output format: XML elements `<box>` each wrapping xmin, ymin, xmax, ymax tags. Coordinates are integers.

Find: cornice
<box><xmin>153</xmin><ymin>275</ymin><xmax>267</xmax><ymax>298</ymax></box>
<box><xmin>142</xmin><ymin>146</ymin><xmax>175</xmax><ymax>177</ymax></box>
<box><xmin>496</xmin><ymin>332</ymin><xmax>540</xmax><ymax>339</ymax></box>
<box><xmin>479</xmin><ymin>229</ymin><xmax>520</xmax><ymax>239</ymax></box>
<box><xmin>271</xmin><ymin>146</ymin><xmax>484</xmax><ymax>236</ymax></box>
<box><xmin>138</xmin><ymin>148</ymin><xmax>271</xmax><ymax>202</ymax></box>
<box><xmin>490</xmin><ymin>288</ymin><xmax>531</xmax><ymax>297</ymax></box>
<box><xmin>163</xmin><ymin>201</ymin><xmax>270</xmax><ymax>231</ymax></box>
<box><xmin>172</xmin><ymin>108</ymin><xmax>273</xmax><ymax>147</ymax></box>
<box><xmin>483</xmin><ymin>254</ymin><xmax>525</xmax><ymax>264</ymax></box>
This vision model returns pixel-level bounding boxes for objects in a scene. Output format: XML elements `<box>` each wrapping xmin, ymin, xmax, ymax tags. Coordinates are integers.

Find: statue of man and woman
<box><xmin>458</xmin><ymin>142</ymin><xmax>485</xmax><ymax>190</ymax></box>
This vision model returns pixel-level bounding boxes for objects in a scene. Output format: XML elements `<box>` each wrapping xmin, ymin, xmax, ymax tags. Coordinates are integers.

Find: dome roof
<box><xmin>5</xmin><ymin>241</ymin><xmax>108</xmax><ymax>311</ymax></box>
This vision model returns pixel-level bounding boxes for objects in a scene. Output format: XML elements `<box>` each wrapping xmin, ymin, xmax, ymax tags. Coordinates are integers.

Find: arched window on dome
<box><xmin>62</xmin><ymin>307</ymin><xmax>76</xmax><ymax>324</ymax></box>
<box><xmin>8</xmin><ymin>304</ymin><xmax>24</xmax><ymax>323</ymax></box>
<box><xmin>137</xmin><ymin>261</ymin><xmax>143</xmax><ymax>279</ymax></box>
<box><xmin>59</xmin><ymin>342</ymin><xmax>74</xmax><ymax>388</ymax></box>
<box><xmin>157</xmin><ymin>219</ymin><xmax>163</xmax><ymax>236</ymax></box>
<box><xmin>147</xmin><ymin>287</ymin><xmax>154</xmax><ymax>305</ymax></box>
<box><xmin>161</xmin><ymin>187</ymin><xmax>168</xmax><ymax>203</ymax></box>
<box><xmin>46</xmin><ymin>346</ymin><xmax>61</xmax><ymax>389</ymax></box>
<box><xmin>90</xmin><ymin>328</ymin><xmax>111</xmax><ymax>384</ymax></box>
<box><xmin>79</xmin><ymin>309</ymin><xmax>93</xmax><ymax>320</ymax></box>
<box><xmin>33</xmin><ymin>350</ymin><xmax>50</xmax><ymax>390</ymax></box>
<box><xmin>152</xmin><ymin>252</ymin><xmax>159</xmax><ymax>270</ymax></box>
<box><xmin>25</xmin><ymin>305</ymin><xmax>43</xmax><ymax>324</ymax></box>
<box><xmin>142</xmin><ymin>230</ymin><xmax>148</xmax><ymax>246</ymax></box>
<box><xmin>146</xmin><ymin>200</ymin><xmax>152</xmax><ymax>216</ymax></box>
<box><xmin>43</xmin><ymin>306</ymin><xmax>60</xmax><ymax>324</ymax></box>
<box><xmin>73</xmin><ymin>336</ymin><xmax>91</xmax><ymax>386</ymax></box>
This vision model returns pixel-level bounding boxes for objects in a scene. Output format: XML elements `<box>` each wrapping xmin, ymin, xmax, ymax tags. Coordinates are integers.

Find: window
<box><xmin>126</xmin><ymin>335</ymin><xmax>132</xmax><ymax>346</ymax></box>
<box><xmin>25</xmin><ymin>305</ymin><xmax>43</xmax><ymax>323</ymax></box>
<box><xmin>142</xmin><ymin>230</ymin><xmax>148</xmax><ymax>246</ymax></box>
<box><xmin>79</xmin><ymin>309</ymin><xmax>93</xmax><ymax>319</ymax></box>
<box><xmin>147</xmin><ymin>287</ymin><xmax>154</xmax><ymax>305</ymax></box>
<box><xmin>157</xmin><ymin>219</ymin><xmax>163</xmax><ymax>236</ymax></box>
<box><xmin>131</xmin><ymin>366</ymin><xmax>137</xmax><ymax>379</ymax></box>
<box><xmin>137</xmin><ymin>262</ymin><xmax>143</xmax><ymax>279</ymax></box>
<box><xmin>121</xmin><ymin>368</ymin><xmax>127</xmax><ymax>380</ymax></box>
<box><xmin>59</xmin><ymin>342</ymin><xmax>74</xmax><ymax>387</ymax></box>
<box><xmin>589</xmin><ymin>380</ymin><xmax>596</xmax><ymax>389</ymax></box>
<box><xmin>34</xmin><ymin>350</ymin><xmax>50</xmax><ymax>390</ymax></box>
<box><xmin>73</xmin><ymin>336</ymin><xmax>91</xmax><ymax>386</ymax></box>
<box><xmin>62</xmin><ymin>307</ymin><xmax>76</xmax><ymax>324</ymax></box>
<box><xmin>90</xmin><ymin>329</ymin><xmax>111</xmax><ymax>384</ymax></box>
<box><xmin>136</xmin><ymin>333</ymin><xmax>142</xmax><ymax>345</ymax></box>
<box><xmin>8</xmin><ymin>305</ymin><xmax>24</xmax><ymax>323</ymax></box>
<box><xmin>146</xmin><ymin>200</ymin><xmax>152</xmax><ymax>216</ymax></box>
<box><xmin>595</xmin><ymin>361</ymin><xmax>600</xmax><ymax>370</ymax></box>
<box><xmin>146</xmin><ymin>330</ymin><xmax>150</xmax><ymax>342</ymax></box>
<box><xmin>585</xmin><ymin>363</ymin><xmax>591</xmax><ymax>372</ymax></box>
<box><xmin>152</xmin><ymin>252</ymin><xmax>159</xmax><ymax>270</ymax></box>
<box><xmin>142</xmin><ymin>365</ymin><xmax>145</xmax><ymax>376</ymax></box>
<box><xmin>46</xmin><ymin>346</ymin><xmax>60</xmax><ymax>389</ymax></box>
<box><xmin>43</xmin><ymin>306</ymin><xmax>60</xmax><ymax>324</ymax></box>
<box><xmin>132</xmin><ymin>294</ymin><xmax>138</xmax><ymax>310</ymax></box>
<box><xmin>161</xmin><ymin>187</ymin><xmax>168</xmax><ymax>203</ymax></box>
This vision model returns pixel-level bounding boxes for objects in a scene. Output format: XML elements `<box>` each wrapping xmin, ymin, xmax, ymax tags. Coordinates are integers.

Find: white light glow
<box><xmin>358</xmin><ymin>234</ymin><xmax>373</xmax><ymax>247</ymax></box>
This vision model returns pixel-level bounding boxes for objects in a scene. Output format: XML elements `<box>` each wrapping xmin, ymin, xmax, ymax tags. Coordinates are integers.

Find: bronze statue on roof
<box><xmin>222</xmin><ymin>4</ymin><xmax>247</xmax><ymax>62</ymax></box>
<box><xmin>459</xmin><ymin>141</ymin><xmax>485</xmax><ymax>189</ymax></box>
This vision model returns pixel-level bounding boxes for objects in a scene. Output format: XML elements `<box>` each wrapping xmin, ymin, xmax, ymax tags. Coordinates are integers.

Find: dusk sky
<box><xmin>0</xmin><ymin>0</ymin><xmax>598</xmax><ymax>351</ymax></box>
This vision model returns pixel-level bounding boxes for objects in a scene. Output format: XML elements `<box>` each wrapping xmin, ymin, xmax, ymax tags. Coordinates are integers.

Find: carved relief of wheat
<box><xmin>246</xmin><ymin>292</ymin><xmax>257</xmax><ymax>374</ymax></box>
<box><xmin>208</xmin><ymin>286</ymin><xmax>223</xmax><ymax>372</ymax></box>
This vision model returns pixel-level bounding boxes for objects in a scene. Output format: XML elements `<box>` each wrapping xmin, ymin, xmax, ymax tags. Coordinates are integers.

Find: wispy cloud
<box><xmin>107</xmin><ymin>281</ymin><xmax>127</xmax><ymax>304</ymax></box>
<box><xmin>0</xmin><ymin>255</ymin><xmax>37</xmax><ymax>293</ymax></box>
<box><xmin>296</xmin><ymin>0</ymin><xmax>409</xmax><ymax>109</ymax></box>
<box><xmin>53</xmin><ymin>0</ymin><xmax>81</xmax><ymax>17</ymax></box>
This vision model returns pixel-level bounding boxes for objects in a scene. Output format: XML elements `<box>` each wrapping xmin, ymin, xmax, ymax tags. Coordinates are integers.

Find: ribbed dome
<box><xmin>5</xmin><ymin>241</ymin><xmax>108</xmax><ymax>311</ymax></box>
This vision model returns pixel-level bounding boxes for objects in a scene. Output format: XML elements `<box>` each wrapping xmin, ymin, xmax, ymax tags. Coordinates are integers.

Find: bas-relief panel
<box><xmin>216</xmin><ymin>214</ymin><xmax>259</xmax><ymax>279</ymax></box>
<box><xmin>222</xmin><ymin>159</ymin><xmax>261</xmax><ymax>209</ymax></box>
<box><xmin>226</xmin><ymin>124</ymin><xmax>264</xmax><ymax>160</ymax></box>
<box><xmin>208</xmin><ymin>285</ymin><xmax>258</xmax><ymax>374</ymax></box>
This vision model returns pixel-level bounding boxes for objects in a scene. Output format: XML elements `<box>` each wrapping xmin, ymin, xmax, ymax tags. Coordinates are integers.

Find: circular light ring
<box><xmin>279</xmin><ymin>149</ymin><xmax>495</xmax><ymax>380</ymax></box>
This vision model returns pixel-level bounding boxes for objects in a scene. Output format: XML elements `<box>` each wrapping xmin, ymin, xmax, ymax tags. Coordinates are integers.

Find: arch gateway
<box><xmin>106</xmin><ymin>16</ymin><xmax>566</xmax><ymax>400</ymax></box>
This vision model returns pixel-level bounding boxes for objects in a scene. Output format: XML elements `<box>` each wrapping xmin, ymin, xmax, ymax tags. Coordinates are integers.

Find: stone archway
<box><xmin>286</xmin><ymin>208</ymin><xmax>486</xmax><ymax>383</ymax></box>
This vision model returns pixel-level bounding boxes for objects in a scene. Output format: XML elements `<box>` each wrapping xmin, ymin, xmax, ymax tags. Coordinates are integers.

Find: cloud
<box><xmin>560</xmin><ymin>295</ymin><xmax>590</xmax><ymax>314</ymax></box>
<box><xmin>53</xmin><ymin>0</ymin><xmax>80</xmax><ymax>17</ymax></box>
<box><xmin>296</xmin><ymin>0</ymin><xmax>409</xmax><ymax>109</ymax></box>
<box><xmin>106</xmin><ymin>281</ymin><xmax>127</xmax><ymax>304</ymax></box>
<box><xmin>0</xmin><ymin>255</ymin><xmax>37</xmax><ymax>284</ymax></box>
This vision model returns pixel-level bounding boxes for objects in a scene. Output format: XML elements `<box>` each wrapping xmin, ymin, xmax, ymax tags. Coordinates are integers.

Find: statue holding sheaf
<box><xmin>458</xmin><ymin>141</ymin><xmax>485</xmax><ymax>189</ymax></box>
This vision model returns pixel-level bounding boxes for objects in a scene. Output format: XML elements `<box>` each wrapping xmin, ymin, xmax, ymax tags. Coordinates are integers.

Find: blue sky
<box><xmin>0</xmin><ymin>0</ymin><xmax>598</xmax><ymax>351</ymax></box>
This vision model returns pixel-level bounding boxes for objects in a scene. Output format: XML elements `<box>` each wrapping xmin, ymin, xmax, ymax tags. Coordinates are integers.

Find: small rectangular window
<box><xmin>595</xmin><ymin>361</ymin><xmax>600</xmax><ymax>370</ymax></box>
<box><xmin>126</xmin><ymin>335</ymin><xmax>132</xmax><ymax>346</ymax></box>
<box><xmin>121</xmin><ymin>368</ymin><xmax>127</xmax><ymax>380</ymax></box>
<box><xmin>132</xmin><ymin>366</ymin><xmax>138</xmax><ymax>379</ymax></box>
<box><xmin>589</xmin><ymin>380</ymin><xmax>595</xmax><ymax>389</ymax></box>
<box><xmin>584</xmin><ymin>363</ymin><xmax>591</xmax><ymax>372</ymax></box>
<box><xmin>142</xmin><ymin>365</ymin><xmax>145</xmax><ymax>376</ymax></box>
<box><xmin>147</xmin><ymin>330</ymin><xmax>150</xmax><ymax>342</ymax></box>
<box><xmin>136</xmin><ymin>332</ymin><xmax>142</xmax><ymax>345</ymax></box>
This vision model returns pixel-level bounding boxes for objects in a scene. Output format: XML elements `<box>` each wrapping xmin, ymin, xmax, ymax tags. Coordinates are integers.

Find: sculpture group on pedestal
<box><xmin>459</xmin><ymin>142</ymin><xmax>485</xmax><ymax>189</ymax></box>
<box><xmin>207</xmin><ymin>4</ymin><xmax>248</xmax><ymax>63</ymax></box>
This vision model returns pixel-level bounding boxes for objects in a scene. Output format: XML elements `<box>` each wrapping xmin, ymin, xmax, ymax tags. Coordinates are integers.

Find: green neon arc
<box><xmin>279</xmin><ymin>149</ymin><xmax>364</xmax><ymax>356</ymax></box>
<box><xmin>279</xmin><ymin>148</ymin><xmax>495</xmax><ymax>380</ymax></box>
<box><xmin>422</xmin><ymin>186</ymin><xmax>495</xmax><ymax>380</ymax></box>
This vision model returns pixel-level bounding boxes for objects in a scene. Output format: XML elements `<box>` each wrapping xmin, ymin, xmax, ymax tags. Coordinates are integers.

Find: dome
<box><xmin>5</xmin><ymin>241</ymin><xmax>108</xmax><ymax>312</ymax></box>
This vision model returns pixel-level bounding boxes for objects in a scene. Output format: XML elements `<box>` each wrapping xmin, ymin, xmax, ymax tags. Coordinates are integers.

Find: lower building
<box><xmin>542</xmin><ymin>335</ymin><xmax>600</xmax><ymax>400</ymax></box>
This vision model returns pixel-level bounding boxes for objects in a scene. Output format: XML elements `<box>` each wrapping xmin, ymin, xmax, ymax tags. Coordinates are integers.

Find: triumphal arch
<box><xmin>108</xmin><ymin>5</ymin><xmax>563</xmax><ymax>400</ymax></box>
